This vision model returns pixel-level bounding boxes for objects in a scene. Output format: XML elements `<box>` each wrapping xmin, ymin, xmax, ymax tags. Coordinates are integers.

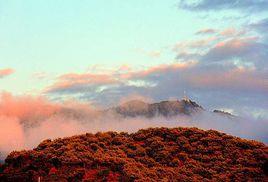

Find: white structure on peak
<box><xmin>183</xmin><ymin>90</ymin><xmax>190</xmax><ymax>102</ymax></box>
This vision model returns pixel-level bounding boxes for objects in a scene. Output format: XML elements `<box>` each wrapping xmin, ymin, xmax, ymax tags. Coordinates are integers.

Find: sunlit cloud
<box><xmin>195</xmin><ymin>28</ymin><xmax>216</xmax><ymax>35</ymax></box>
<box><xmin>44</xmin><ymin>57</ymin><xmax>268</xmax><ymax>121</ymax></box>
<box><xmin>202</xmin><ymin>37</ymin><xmax>268</xmax><ymax>70</ymax></box>
<box><xmin>135</xmin><ymin>48</ymin><xmax>162</xmax><ymax>58</ymax></box>
<box><xmin>46</xmin><ymin>73</ymin><xmax>120</xmax><ymax>94</ymax></box>
<box><xmin>32</xmin><ymin>72</ymin><xmax>49</xmax><ymax>80</ymax></box>
<box><xmin>0</xmin><ymin>68</ymin><xmax>14</xmax><ymax>79</ymax></box>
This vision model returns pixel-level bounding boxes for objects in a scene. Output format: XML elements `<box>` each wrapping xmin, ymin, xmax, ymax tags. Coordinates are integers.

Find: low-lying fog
<box><xmin>0</xmin><ymin>92</ymin><xmax>267</xmax><ymax>161</ymax></box>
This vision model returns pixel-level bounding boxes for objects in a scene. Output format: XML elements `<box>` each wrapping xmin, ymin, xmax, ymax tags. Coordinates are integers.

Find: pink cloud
<box><xmin>46</xmin><ymin>72</ymin><xmax>119</xmax><ymax>93</ymax></box>
<box><xmin>45</xmin><ymin>58</ymin><xmax>268</xmax><ymax>98</ymax></box>
<box><xmin>220</xmin><ymin>28</ymin><xmax>237</xmax><ymax>36</ymax></box>
<box><xmin>125</xmin><ymin>62</ymin><xmax>268</xmax><ymax>93</ymax></box>
<box><xmin>174</xmin><ymin>37</ymin><xmax>216</xmax><ymax>51</ymax></box>
<box><xmin>0</xmin><ymin>92</ymin><xmax>60</xmax><ymax>123</ymax></box>
<box><xmin>0</xmin><ymin>116</ymin><xmax>25</xmax><ymax>155</ymax></box>
<box><xmin>118</xmin><ymin>64</ymin><xmax>132</xmax><ymax>72</ymax></box>
<box><xmin>187</xmin><ymin>68</ymin><xmax>268</xmax><ymax>92</ymax></box>
<box><xmin>189</xmin><ymin>37</ymin><xmax>217</xmax><ymax>48</ymax></box>
<box><xmin>215</xmin><ymin>39</ymin><xmax>245</xmax><ymax>49</ymax></box>
<box><xmin>201</xmin><ymin>36</ymin><xmax>266</xmax><ymax>66</ymax></box>
<box><xmin>45</xmin><ymin>62</ymin><xmax>197</xmax><ymax>95</ymax></box>
<box><xmin>215</xmin><ymin>37</ymin><xmax>258</xmax><ymax>48</ymax></box>
<box><xmin>122</xmin><ymin>62</ymin><xmax>197</xmax><ymax>79</ymax></box>
<box><xmin>195</xmin><ymin>27</ymin><xmax>242</xmax><ymax>37</ymax></box>
<box><xmin>0</xmin><ymin>68</ymin><xmax>14</xmax><ymax>78</ymax></box>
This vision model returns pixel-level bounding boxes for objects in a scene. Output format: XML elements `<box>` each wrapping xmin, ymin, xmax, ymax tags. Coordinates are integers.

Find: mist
<box><xmin>0</xmin><ymin>92</ymin><xmax>267</xmax><ymax>161</ymax></box>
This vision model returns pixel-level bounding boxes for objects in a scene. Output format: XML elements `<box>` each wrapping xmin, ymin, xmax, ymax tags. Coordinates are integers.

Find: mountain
<box><xmin>1</xmin><ymin>127</ymin><xmax>267</xmax><ymax>181</ymax></box>
<box><xmin>213</xmin><ymin>110</ymin><xmax>235</xmax><ymax>117</ymax></box>
<box><xmin>111</xmin><ymin>99</ymin><xmax>204</xmax><ymax>117</ymax></box>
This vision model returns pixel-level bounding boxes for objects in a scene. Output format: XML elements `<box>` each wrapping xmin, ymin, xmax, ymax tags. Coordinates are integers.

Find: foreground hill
<box><xmin>1</xmin><ymin>127</ymin><xmax>267</xmax><ymax>181</ymax></box>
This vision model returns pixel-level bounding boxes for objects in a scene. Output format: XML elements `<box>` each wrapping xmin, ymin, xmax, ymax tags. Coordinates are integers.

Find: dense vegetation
<box><xmin>0</xmin><ymin>127</ymin><xmax>267</xmax><ymax>181</ymax></box>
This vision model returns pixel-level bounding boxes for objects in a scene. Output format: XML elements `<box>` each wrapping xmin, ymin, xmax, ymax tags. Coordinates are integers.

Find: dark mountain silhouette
<box><xmin>213</xmin><ymin>110</ymin><xmax>235</xmax><ymax>117</ymax></box>
<box><xmin>1</xmin><ymin>127</ymin><xmax>267</xmax><ymax>181</ymax></box>
<box><xmin>111</xmin><ymin>99</ymin><xmax>204</xmax><ymax>117</ymax></box>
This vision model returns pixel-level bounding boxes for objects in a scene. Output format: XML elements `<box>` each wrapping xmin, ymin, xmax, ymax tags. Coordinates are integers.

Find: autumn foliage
<box><xmin>0</xmin><ymin>127</ymin><xmax>267</xmax><ymax>181</ymax></box>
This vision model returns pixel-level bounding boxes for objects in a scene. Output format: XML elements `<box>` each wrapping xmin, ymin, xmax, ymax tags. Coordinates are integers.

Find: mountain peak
<box><xmin>114</xmin><ymin>98</ymin><xmax>203</xmax><ymax>117</ymax></box>
<box><xmin>213</xmin><ymin>110</ymin><xmax>235</xmax><ymax>117</ymax></box>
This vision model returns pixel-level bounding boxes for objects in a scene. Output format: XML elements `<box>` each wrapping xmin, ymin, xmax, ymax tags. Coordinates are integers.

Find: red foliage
<box><xmin>107</xmin><ymin>171</ymin><xmax>120</xmax><ymax>181</ymax></box>
<box><xmin>136</xmin><ymin>141</ymin><xmax>145</xmax><ymax>145</ymax></box>
<box><xmin>83</xmin><ymin>169</ymin><xmax>98</xmax><ymax>180</ymax></box>
<box><xmin>49</xmin><ymin>167</ymin><xmax>57</xmax><ymax>175</ymax></box>
<box><xmin>0</xmin><ymin>127</ymin><xmax>267</xmax><ymax>181</ymax></box>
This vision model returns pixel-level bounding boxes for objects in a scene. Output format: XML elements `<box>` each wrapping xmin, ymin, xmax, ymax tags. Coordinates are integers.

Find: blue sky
<box><xmin>0</xmin><ymin>1</ymin><xmax>200</xmax><ymax>67</ymax></box>
<box><xmin>0</xmin><ymin>1</ymin><xmax>192</xmax><ymax>92</ymax></box>
<box><xmin>0</xmin><ymin>0</ymin><xmax>268</xmax><ymax>119</ymax></box>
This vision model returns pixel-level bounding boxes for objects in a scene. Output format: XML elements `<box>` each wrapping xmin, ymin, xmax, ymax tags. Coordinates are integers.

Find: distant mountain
<box><xmin>17</xmin><ymin>98</ymin><xmax>236</xmax><ymax>129</ymax></box>
<box><xmin>213</xmin><ymin>110</ymin><xmax>235</xmax><ymax>117</ymax></box>
<box><xmin>111</xmin><ymin>99</ymin><xmax>204</xmax><ymax>117</ymax></box>
<box><xmin>1</xmin><ymin>127</ymin><xmax>267</xmax><ymax>181</ymax></box>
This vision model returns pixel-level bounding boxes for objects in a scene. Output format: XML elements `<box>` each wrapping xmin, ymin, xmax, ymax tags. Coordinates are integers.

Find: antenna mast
<box><xmin>183</xmin><ymin>90</ymin><xmax>189</xmax><ymax>101</ymax></box>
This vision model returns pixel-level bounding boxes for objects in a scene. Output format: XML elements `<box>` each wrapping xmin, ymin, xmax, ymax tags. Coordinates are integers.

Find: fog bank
<box><xmin>0</xmin><ymin>92</ymin><xmax>267</xmax><ymax>160</ymax></box>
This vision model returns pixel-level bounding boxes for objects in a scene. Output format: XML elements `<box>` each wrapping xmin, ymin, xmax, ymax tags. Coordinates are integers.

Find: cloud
<box><xmin>43</xmin><ymin>29</ymin><xmax>267</xmax><ymax>122</ymax></box>
<box><xmin>182</xmin><ymin>28</ymin><xmax>246</xmax><ymax>53</ymax></box>
<box><xmin>147</xmin><ymin>51</ymin><xmax>161</xmax><ymax>58</ymax></box>
<box><xmin>195</xmin><ymin>28</ymin><xmax>216</xmax><ymax>35</ymax></box>
<box><xmin>219</xmin><ymin>28</ymin><xmax>244</xmax><ymax>37</ymax></box>
<box><xmin>0</xmin><ymin>92</ymin><xmax>267</xmax><ymax>161</ymax></box>
<box><xmin>174</xmin><ymin>37</ymin><xmax>217</xmax><ymax>51</ymax></box>
<box><xmin>44</xmin><ymin>59</ymin><xmax>268</xmax><ymax>118</ymax></box>
<box><xmin>201</xmin><ymin>37</ymin><xmax>268</xmax><ymax>70</ymax></box>
<box><xmin>126</xmin><ymin>62</ymin><xmax>196</xmax><ymax>79</ymax></box>
<box><xmin>250</xmin><ymin>18</ymin><xmax>268</xmax><ymax>40</ymax></box>
<box><xmin>178</xmin><ymin>0</ymin><xmax>268</xmax><ymax>12</ymax></box>
<box><xmin>46</xmin><ymin>72</ymin><xmax>120</xmax><ymax>94</ymax></box>
<box><xmin>32</xmin><ymin>72</ymin><xmax>49</xmax><ymax>80</ymax></box>
<box><xmin>0</xmin><ymin>92</ymin><xmax>60</xmax><ymax>125</ymax></box>
<box><xmin>250</xmin><ymin>18</ymin><xmax>268</xmax><ymax>32</ymax></box>
<box><xmin>203</xmin><ymin>38</ymin><xmax>253</xmax><ymax>62</ymax></box>
<box><xmin>0</xmin><ymin>68</ymin><xmax>14</xmax><ymax>79</ymax></box>
<box><xmin>45</xmin><ymin>62</ymin><xmax>196</xmax><ymax>97</ymax></box>
<box><xmin>176</xmin><ymin>52</ymin><xmax>202</xmax><ymax>61</ymax></box>
<box><xmin>128</xmin><ymin>63</ymin><xmax>268</xmax><ymax>97</ymax></box>
<box><xmin>187</xmin><ymin>67</ymin><xmax>268</xmax><ymax>93</ymax></box>
<box><xmin>136</xmin><ymin>48</ymin><xmax>162</xmax><ymax>58</ymax></box>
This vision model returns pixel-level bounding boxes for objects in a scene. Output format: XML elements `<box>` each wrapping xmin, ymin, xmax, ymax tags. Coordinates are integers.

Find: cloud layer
<box><xmin>0</xmin><ymin>92</ymin><xmax>267</xmax><ymax>161</ymax></box>
<box><xmin>45</xmin><ymin>33</ymin><xmax>268</xmax><ymax>118</ymax></box>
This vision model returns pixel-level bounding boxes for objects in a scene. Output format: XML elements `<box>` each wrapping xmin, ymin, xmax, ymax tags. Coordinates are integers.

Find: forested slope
<box><xmin>1</xmin><ymin>127</ymin><xmax>267</xmax><ymax>181</ymax></box>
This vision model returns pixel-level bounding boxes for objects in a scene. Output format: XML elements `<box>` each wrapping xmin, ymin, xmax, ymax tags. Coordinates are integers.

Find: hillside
<box><xmin>1</xmin><ymin>127</ymin><xmax>267</xmax><ymax>181</ymax></box>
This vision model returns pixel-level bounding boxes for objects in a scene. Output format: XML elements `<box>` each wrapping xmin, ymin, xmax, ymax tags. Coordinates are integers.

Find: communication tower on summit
<box><xmin>183</xmin><ymin>90</ymin><xmax>190</xmax><ymax>102</ymax></box>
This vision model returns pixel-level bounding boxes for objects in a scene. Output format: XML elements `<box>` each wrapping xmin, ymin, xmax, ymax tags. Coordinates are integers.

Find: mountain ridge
<box><xmin>110</xmin><ymin>98</ymin><xmax>237</xmax><ymax>118</ymax></box>
<box><xmin>111</xmin><ymin>99</ymin><xmax>204</xmax><ymax>118</ymax></box>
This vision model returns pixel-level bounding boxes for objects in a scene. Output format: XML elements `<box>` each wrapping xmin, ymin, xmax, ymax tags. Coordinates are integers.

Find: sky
<box><xmin>0</xmin><ymin>0</ymin><xmax>268</xmax><ymax>119</ymax></box>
